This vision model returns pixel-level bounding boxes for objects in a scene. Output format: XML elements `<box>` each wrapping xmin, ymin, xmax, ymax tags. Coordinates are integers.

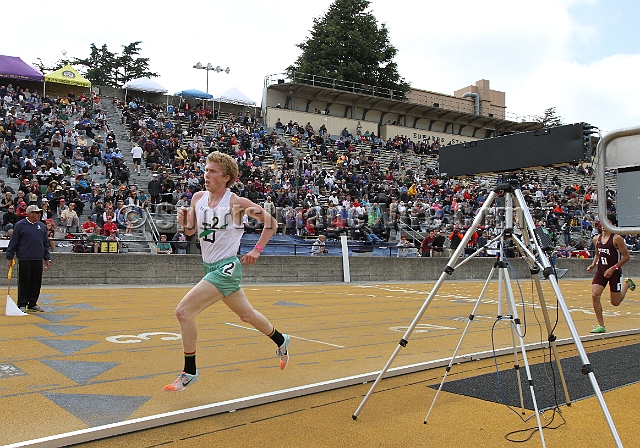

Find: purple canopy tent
<box><xmin>0</xmin><ymin>55</ymin><xmax>44</xmax><ymax>82</ymax></box>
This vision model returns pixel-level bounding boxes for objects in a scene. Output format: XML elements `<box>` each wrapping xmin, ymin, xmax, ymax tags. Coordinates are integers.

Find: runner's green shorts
<box><xmin>203</xmin><ymin>256</ymin><xmax>243</xmax><ymax>296</ymax></box>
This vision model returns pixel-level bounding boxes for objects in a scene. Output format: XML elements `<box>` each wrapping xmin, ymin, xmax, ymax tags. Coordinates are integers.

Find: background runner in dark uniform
<box><xmin>587</xmin><ymin>217</ymin><xmax>636</xmax><ymax>333</ymax></box>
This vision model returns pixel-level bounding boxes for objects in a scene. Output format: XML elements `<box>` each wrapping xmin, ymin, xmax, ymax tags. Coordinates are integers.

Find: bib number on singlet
<box><xmin>201</xmin><ymin>216</ymin><xmax>227</xmax><ymax>243</ymax></box>
<box><xmin>221</xmin><ymin>262</ymin><xmax>235</xmax><ymax>276</ymax></box>
<box><xmin>600</xmin><ymin>257</ymin><xmax>609</xmax><ymax>266</ymax></box>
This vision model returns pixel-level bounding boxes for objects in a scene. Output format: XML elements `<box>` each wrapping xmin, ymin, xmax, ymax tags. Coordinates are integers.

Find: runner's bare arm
<box><xmin>232</xmin><ymin>196</ymin><xmax>278</xmax><ymax>264</ymax></box>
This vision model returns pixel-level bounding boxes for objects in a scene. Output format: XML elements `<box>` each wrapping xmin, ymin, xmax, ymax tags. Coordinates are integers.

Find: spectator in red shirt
<box><xmin>448</xmin><ymin>227</ymin><xmax>465</xmax><ymax>251</ymax></box>
<box><xmin>420</xmin><ymin>230</ymin><xmax>435</xmax><ymax>257</ymax></box>
<box><xmin>102</xmin><ymin>215</ymin><xmax>118</xmax><ymax>237</ymax></box>
<box><xmin>467</xmin><ymin>228</ymin><xmax>479</xmax><ymax>248</ymax></box>
<box><xmin>81</xmin><ymin>216</ymin><xmax>97</xmax><ymax>235</ymax></box>
<box><xmin>15</xmin><ymin>201</ymin><xmax>28</xmax><ymax>219</ymax></box>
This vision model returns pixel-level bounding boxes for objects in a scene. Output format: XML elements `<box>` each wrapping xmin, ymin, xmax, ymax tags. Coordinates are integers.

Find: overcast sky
<box><xmin>8</xmin><ymin>0</ymin><xmax>639</xmax><ymax>133</ymax></box>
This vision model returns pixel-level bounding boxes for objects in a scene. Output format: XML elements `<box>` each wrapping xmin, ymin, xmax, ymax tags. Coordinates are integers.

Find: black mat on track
<box><xmin>430</xmin><ymin>343</ymin><xmax>640</xmax><ymax>411</ymax></box>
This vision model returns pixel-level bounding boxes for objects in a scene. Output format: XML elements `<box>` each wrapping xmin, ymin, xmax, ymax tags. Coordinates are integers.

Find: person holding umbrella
<box><xmin>6</xmin><ymin>205</ymin><xmax>51</xmax><ymax>313</ymax></box>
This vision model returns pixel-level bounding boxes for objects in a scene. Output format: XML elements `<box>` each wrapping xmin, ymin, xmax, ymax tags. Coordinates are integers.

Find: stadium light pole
<box><xmin>193</xmin><ymin>62</ymin><xmax>230</xmax><ymax>94</ymax></box>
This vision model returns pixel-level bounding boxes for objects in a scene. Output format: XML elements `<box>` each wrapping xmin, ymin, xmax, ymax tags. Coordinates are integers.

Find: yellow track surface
<box><xmin>1</xmin><ymin>280</ymin><xmax>639</xmax><ymax>447</ymax></box>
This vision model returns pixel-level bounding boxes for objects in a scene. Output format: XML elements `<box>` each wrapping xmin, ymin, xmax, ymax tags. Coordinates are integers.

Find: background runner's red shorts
<box><xmin>592</xmin><ymin>270</ymin><xmax>622</xmax><ymax>292</ymax></box>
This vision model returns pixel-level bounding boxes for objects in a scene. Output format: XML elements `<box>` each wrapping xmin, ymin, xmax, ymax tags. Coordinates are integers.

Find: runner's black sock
<box><xmin>268</xmin><ymin>327</ymin><xmax>285</xmax><ymax>347</ymax></box>
<box><xmin>183</xmin><ymin>352</ymin><xmax>196</xmax><ymax>375</ymax></box>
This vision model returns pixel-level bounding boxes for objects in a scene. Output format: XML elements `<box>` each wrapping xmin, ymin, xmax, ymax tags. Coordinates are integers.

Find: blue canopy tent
<box><xmin>174</xmin><ymin>89</ymin><xmax>213</xmax><ymax>99</ymax></box>
<box><xmin>173</xmin><ymin>89</ymin><xmax>214</xmax><ymax>114</ymax></box>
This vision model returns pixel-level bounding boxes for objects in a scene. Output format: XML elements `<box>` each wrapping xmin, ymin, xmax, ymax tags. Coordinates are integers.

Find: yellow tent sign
<box><xmin>44</xmin><ymin>64</ymin><xmax>91</xmax><ymax>87</ymax></box>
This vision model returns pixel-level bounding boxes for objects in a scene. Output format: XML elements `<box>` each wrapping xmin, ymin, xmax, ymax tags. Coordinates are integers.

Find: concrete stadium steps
<box><xmin>101</xmin><ymin>99</ymin><xmax>150</xmax><ymax>186</ymax></box>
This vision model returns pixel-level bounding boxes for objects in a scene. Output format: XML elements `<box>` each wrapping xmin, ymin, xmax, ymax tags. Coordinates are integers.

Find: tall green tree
<box><xmin>289</xmin><ymin>0</ymin><xmax>410</xmax><ymax>99</ymax></box>
<box><xmin>35</xmin><ymin>41</ymin><xmax>158</xmax><ymax>88</ymax></box>
<box><xmin>112</xmin><ymin>41</ymin><xmax>157</xmax><ymax>86</ymax></box>
<box><xmin>73</xmin><ymin>44</ymin><xmax>117</xmax><ymax>87</ymax></box>
<box><xmin>534</xmin><ymin>107</ymin><xmax>563</xmax><ymax>127</ymax></box>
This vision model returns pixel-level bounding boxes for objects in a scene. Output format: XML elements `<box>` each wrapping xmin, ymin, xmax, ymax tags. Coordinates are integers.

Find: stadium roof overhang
<box><xmin>267</xmin><ymin>81</ymin><xmax>543</xmax><ymax>135</ymax></box>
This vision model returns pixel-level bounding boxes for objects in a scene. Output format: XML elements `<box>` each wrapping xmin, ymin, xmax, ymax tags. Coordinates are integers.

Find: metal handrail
<box><xmin>146</xmin><ymin>208</ymin><xmax>162</xmax><ymax>243</ymax></box>
<box><xmin>265</xmin><ymin>71</ymin><xmax>402</xmax><ymax>101</ymax></box>
<box><xmin>396</xmin><ymin>219</ymin><xmax>425</xmax><ymax>245</ymax></box>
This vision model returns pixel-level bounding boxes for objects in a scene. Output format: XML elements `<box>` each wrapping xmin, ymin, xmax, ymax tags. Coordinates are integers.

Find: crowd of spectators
<box><xmin>0</xmin><ymin>84</ymin><xmax>627</xmax><ymax>257</ymax></box>
<box><xmin>0</xmin><ymin>84</ymin><xmax>150</xmax><ymax>251</ymax></box>
<box><xmin>116</xmin><ymin>96</ymin><xmax>628</xmax><ymax>258</ymax></box>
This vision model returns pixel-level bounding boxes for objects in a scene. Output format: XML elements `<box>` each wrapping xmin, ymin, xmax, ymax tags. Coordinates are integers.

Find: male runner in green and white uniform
<box><xmin>164</xmin><ymin>151</ymin><xmax>289</xmax><ymax>392</ymax></box>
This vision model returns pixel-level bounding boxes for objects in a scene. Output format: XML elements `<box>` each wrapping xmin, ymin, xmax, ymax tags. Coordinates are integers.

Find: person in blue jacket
<box><xmin>6</xmin><ymin>204</ymin><xmax>51</xmax><ymax>312</ymax></box>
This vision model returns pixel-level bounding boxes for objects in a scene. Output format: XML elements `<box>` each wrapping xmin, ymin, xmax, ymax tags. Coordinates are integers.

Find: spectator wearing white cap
<box><xmin>6</xmin><ymin>204</ymin><xmax>50</xmax><ymax>313</ymax></box>
<box><xmin>51</xmin><ymin>130</ymin><xmax>62</xmax><ymax>148</ymax></box>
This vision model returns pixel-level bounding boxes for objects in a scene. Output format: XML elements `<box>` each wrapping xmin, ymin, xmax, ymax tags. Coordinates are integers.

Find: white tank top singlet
<box><xmin>196</xmin><ymin>189</ymin><xmax>244</xmax><ymax>263</ymax></box>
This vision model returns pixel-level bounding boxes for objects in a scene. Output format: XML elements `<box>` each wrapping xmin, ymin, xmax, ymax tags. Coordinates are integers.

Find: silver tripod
<box><xmin>352</xmin><ymin>181</ymin><xmax>623</xmax><ymax>448</ymax></box>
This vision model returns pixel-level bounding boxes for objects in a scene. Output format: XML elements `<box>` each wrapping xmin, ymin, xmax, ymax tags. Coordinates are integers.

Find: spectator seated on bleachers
<box><xmin>86</xmin><ymin>226</ymin><xmax>104</xmax><ymax>253</ymax></box>
<box><xmin>11</xmin><ymin>87</ymin><xmax>608</xmax><ymax>259</ymax></box>
<box><xmin>15</xmin><ymin>200</ymin><xmax>28</xmax><ymax>219</ymax></box>
<box><xmin>6</xmin><ymin>155</ymin><xmax>21</xmax><ymax>178</ymax></box>
<box><xmin>60</xmin><ymin>202</ymin><xmax>80</xmax><ymax>233</ymax></box>
<box><xmin>370</xmin><ymin>218</ymin><xmax>389</xmax><ymax>241</ymax></box>
<box><xmin>50</xmin><ymin>129</ymin><xmax>62</xmax><ymax>148</ymax></box>
<box><xmin>2</xmin><ymin>205</ymin><xmax>18</xmax><ymax>230</ymax></box>
<box><xmin>326</xmin><ymin>215</ymin><xmax>346</xmax><ymax>239</ymax></box>
<box><xmin>0</xmin><ymin>191</ymin><xmax>14</xmax><ymax>211</ymax></box>
<box><xmin>74</xmin><ymin>173</ymin><xmax>90</xmax><ymax>194</ymax></box>
<box><xmin>350</xmin><ymin>218</ymin><xmax>364</xmax><ymax>240</ymax></box>
<box><xmin>363</xmin><ymin>227</ymin><xmax>383</xmax><ymax>244</ymax></box>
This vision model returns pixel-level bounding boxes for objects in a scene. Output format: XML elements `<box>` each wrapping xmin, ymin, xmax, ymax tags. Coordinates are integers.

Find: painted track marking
<box><xmin>225</xmin><ymin>323</ymin><xmax>345</xmax><ymax>348</ymax></box>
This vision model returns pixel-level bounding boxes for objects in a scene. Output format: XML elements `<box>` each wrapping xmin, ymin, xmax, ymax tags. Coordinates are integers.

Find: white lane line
<box><xmin>224</xmin><ymin>323</ymin><xmax>345</xmax><ymax>348</ymax></box>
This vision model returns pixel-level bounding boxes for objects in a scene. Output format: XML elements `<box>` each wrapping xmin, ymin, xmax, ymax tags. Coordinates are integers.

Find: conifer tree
<box><xmin>290</xmin><ymin>0</ymin><xmax>410</xmax><ymax>99</ymax></box>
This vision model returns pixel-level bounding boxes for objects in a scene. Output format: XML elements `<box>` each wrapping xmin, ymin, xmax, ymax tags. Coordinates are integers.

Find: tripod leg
<box><xmin>532</xmin><ymin>274</ymin><xmax>572</xmax><ymax>405</ymax></box>
<box><xmin>492</xmin><ymin>218</ymin><xmax>526</xmax><ymax>414</ymax></box>
<box><xmin>500</xmin><ymin>264</ymin><xmax>527</xmax><ymax>415</ymax></box>
<box><xmin>424</xmin><ymin>266</ymin><xmax>497</xmax><ymax>424</ymax></box>
<box><xmin>505</xmin><ymin>233</ymin><xmax>573</xmax><ymax>407</ymax></box>
<box><xmin>352</xmin><ymin>271</ymin><xmax>447</xmax><ymax>420</ymax></box>
<box><xmin>510</xmin><ymin>197</ymin><xmax>573</xmax><ymax>406</ymax></box>
<box><xmin>497</xmin><ymin>191</ymin><xmax>546</xmax><ymax>444</ymax></box>
<box><xmin>353</xmin><ymin>190</ymin><xmax>500</xmax><ymax>420</ymax></box>
<box><xmin>503</xmin><ymin>266</ymin><xmax>548</xmax><ymax>447</ymax></box>
<box><xmin>547</xmin><ymin>273</ymin><xmax>623</xmax><ymax>447</ymax></box>
<box><xmin>512</xmin><ymin>188</ymin><xmax>622</xmax><ymax>447</ymax></box>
